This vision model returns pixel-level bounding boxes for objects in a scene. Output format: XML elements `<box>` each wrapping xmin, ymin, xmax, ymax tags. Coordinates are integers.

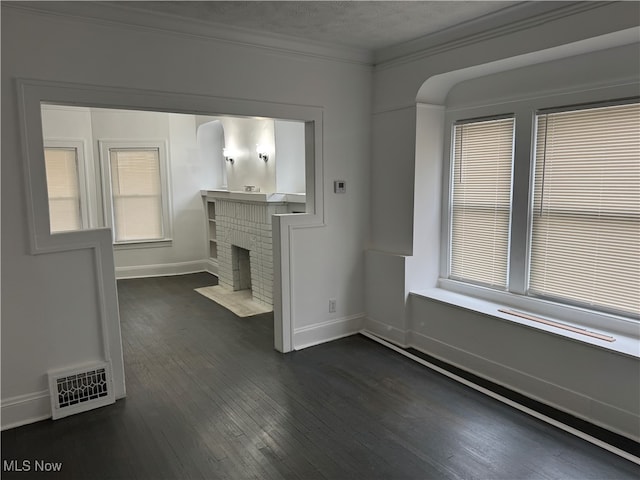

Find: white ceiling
<box><xmin>110</xmin><ymin>1</ymin><xmax>523</xmax><ymax>51</ymax></box>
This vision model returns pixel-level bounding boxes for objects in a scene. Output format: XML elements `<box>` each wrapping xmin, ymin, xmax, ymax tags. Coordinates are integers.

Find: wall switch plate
<box><xmin>329</xmin><ymin>299</ymin><xmax>337</xmax><ymax>313</ymax></box>
<box><xmin>334</xmin><ymin>180</ymin><xmax>346</xmax><ymax>193</ymax></box>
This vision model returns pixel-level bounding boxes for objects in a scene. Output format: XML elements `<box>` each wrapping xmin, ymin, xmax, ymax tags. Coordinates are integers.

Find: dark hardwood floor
<box><xmin>2</xmin><ymin>273</ymin><xmax>639</xmax><ymax>479</ymax></box>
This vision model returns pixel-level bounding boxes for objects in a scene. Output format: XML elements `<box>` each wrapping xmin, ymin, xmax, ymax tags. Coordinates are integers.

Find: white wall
<box><xmin>196</xmin><ymin>119</ymin><xmax>225</xmax><ymax>189</ymax></box>
<box><xmin>275</xmin><ymin>120</ymin><xmax>305</xmax><ymax>194</ymax></box>
<box><xmin>1</xmin><ymin>3</ymin><xmax>370</xmax><ymax>428</ymax></box>
<box><xmin>196</xmin><ymin>116</ymin><xmax>305</xmax><ymax>194</ymax></box>
<box><xmin>367</xmin><ymin>2</ymin><xmax>640</xmax><ymax>441</ymax></box>
<box><xmin>219</xmin><ymin>116</ymin><xmax>276</xmax><ymax>193</ymax></box>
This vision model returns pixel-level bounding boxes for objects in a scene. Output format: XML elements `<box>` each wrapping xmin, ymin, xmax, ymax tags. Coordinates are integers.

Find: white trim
<box><xmin>1</xmin><ymin>391</ymin><xmax>51</xmax><ymax>431</ymax></box>
<box><xmin>115</xmin><ymin>260</ymin><xmax>207</xmax><ymax>280</ymax></box>
<box><xmin>363</xmin><ymin>316</ymin><xmax>409</xmax><ymax>348</ymax></box>
<box><xmin>361</xmin><ymin>331</ymin><xmax>640</xmax><ymax>466</ymax></box>
<box><xmin>205</xmin><ymin>258</ymin><xmax>219</xmax><ymax>277</ymax></box>
<box><xmin>430</xmin><ymin>282</ymin><xmax>639</xmax><ymax>354</ymax></box>
<box><xmin>4</xmin><ymin>2</ymin><xmax>371</xmax><ymax>66</ymax></box>
<box><xmin>1</xmin><ymin>386</ymin><xmax>128</xmax><ymax>431</ymax></box>
<box><xmin>113</xmin><ymin>239</ymin><xmax>172</xmax><ymax>251</ymax></box>
<box><xmin>415</xmin><ymin>27</ymin><xmax>640</xmax><ymax>106</ymax></box>
<box><xmin>293</xmin><ymin>314</ymin><xmax>364</xmax><ymax>351</ymax></box>
<box><xmin>376</xmin><ymin>2</ymin><xmax>610</xmax><ymax>67</ymax></box>
<box><xmin>407</xmin><ymin>328</ymin><xmax>639</xmax><ymax>442</ymax></box>
<box><xmin>5</xmin><ymin>1</ymin><xmax>616</xmax><ymax>70</ymax></box>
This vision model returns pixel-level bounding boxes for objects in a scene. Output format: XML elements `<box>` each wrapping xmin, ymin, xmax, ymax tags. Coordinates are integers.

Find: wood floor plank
<box><xmin>2</xmin><ymin>273</ymin><xmax>638</xmax><ymax>479</ymax></box>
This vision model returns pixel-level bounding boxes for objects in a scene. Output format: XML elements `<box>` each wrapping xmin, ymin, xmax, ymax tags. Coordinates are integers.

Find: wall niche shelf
<box><xmin>204</xmin><ymin>197</ymin><xmax>218</xmax><ymax>275</ymax></box>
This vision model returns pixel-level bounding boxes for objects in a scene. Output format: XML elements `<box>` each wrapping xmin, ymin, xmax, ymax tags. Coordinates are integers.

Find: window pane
<box><xmin>44</xmin><ymin>147</ymin><xmax>82</xmax><ymax>233</ymax></box>
<box><xmin>450</xmin><ymin>117</ymin><xmax>514</xmax><ymax>288</ymax></box>
<box><xmin>530</xmin><ymin>103</ymin><xmax>640</xmax><ymax>316</ymax></box>
<box><xmin>109</xmin><ymin>149</ymin><xmax>163</xmax><ymax>242</ymax></box>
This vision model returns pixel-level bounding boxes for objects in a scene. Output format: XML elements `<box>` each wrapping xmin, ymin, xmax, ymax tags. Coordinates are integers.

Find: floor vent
<box><xmin>48</xmin><ymin>362</ymin><xmax>115</xmax><ymax>420</ymax></box>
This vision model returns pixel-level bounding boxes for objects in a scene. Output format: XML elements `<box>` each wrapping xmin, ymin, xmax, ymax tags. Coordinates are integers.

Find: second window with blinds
<box><xmin>447</xmin><ymin>101</ymin><xmax>639</xmax><ymax>319</ymax></box>
<box><xmin>100</xmin><ymin>141</ymin><xmax>171</xmax><ymax>245</ymax></box>
<box><xmin>531</xmin><ymin>103</ymin><xmax>639</xmax><ymax>317</ymax></box>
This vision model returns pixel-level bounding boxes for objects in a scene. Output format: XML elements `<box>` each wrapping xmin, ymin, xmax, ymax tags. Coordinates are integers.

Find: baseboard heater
<box><xmin>360</xmin><ymin>331</ymin><xmax>638</xmax><ymax>466</ymax></box>
<box><xmin>498</xmin><ymin>308</ymin><xmax>616</xmax><ymax>342</ymax></box>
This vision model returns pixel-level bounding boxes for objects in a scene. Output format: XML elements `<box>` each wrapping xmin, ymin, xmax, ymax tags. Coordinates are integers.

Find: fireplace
<box><xmin>231</xmin><ymin>245</ymin><xmax>252</xmax><ymax>291</ymax></box>
<box><xmin>215</xmin><ymin>197</ymin><xmax>289</xmax><ymax>306</ymax></box>
<box><xmin>203</xmin><ymin>190</ymin><xmax>305</xmax><ymax>307</ymax></box>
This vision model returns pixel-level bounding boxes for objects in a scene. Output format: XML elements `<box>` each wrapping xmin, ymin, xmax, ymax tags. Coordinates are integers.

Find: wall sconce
<box><xmin>222</xmin><ymin>147</ymin><xmax>234</xmax><ymax>164</ymax></box>
<box><xmin>256</xmin><ymin>144</ymin><xmax>269</xmax><ymax>162</ymax></box>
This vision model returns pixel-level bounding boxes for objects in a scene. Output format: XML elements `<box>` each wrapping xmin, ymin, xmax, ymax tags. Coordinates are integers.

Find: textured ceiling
<box><xmin>112</xmin><ymin>1</ymin><xmax>521</xmax><ymax>50</ymax></box>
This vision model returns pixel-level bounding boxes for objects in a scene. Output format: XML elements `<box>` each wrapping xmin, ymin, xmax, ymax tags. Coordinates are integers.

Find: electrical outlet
<box><xmin>329</xmin><ymin>299</ymin><xmax>337</xmax><ymax>313</ymax></box>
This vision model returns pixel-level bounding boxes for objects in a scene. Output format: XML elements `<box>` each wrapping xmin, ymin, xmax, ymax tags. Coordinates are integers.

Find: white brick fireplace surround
<box><xmin>214</xmin><ymin>194</ymin><xmax>295</xmax><ymax>306</ymax></box>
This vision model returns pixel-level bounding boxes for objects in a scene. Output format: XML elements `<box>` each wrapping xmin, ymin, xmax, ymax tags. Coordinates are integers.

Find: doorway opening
<box><xmin>20</xmin><ymin>80</ymin><xmax>323</xmax><ymax>403</ymax></box>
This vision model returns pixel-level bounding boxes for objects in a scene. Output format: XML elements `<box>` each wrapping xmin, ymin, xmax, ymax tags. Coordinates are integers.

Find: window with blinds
<box><xmin>450</xmin><ymin>117</ymin><xmax>515</xmax><ymax>288</ymax></box>
<box><xmin>530</xmin><ymin>102</ymin><xmax>640</xmax><ymax>317</ymax></box>
<box><xmin>44</xmin><ymin>147</ymin><xmax>82</xmax><ymax>233</ymax></box>
<box><xmin>109</xmin><ymin>148</ymin><xmax>164</xmax><ymax>242</ymax></box>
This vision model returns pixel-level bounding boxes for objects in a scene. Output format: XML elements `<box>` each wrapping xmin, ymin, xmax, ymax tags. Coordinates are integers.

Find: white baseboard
<box><xmin>205</xmin><ymin>258</ymin><xmax>219</xmax><ymax>277</ymax></box>
<box><xmin>294</xmin><ymin>314</ymin><xmax>364</xmax><ymax>350</ymax></box>
<box><xmin>2</xmin><ymin>389</ymin><xmax>126</xmax><ymax>431</ymax></box>
<box><xmin>408</xmin><ymin>329</ymin><xmax>640</xmax><ymax>443</ymax></box>
<box><xmin>115</xmin><ymin>260</ymin><xmax>207</xmax><ymax>279</ymax></box>
<box><xmin>364</xmin><ymin>316</ymin><xmax>409</xmax><ymax>347</ymax></box>
<box><xmin>1</xmin><ymin>391</ymin><xmax>51</xmax><ymax>431</ymax></box>
<box><xmin>362</xmin><ymin>331</ymin><xmax>640</xmax><ymax>466</ymax></box>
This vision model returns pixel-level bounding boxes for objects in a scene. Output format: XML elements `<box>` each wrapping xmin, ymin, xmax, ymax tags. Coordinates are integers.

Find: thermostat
<box><xmin>334</xmin><ymin>180</ymin><xmax>346</xmax><ymax>193</ymax></box>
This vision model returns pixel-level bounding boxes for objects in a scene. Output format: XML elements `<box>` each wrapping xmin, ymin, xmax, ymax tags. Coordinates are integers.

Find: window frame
<box><xmin>99</xmin><ymin>139</ymin><xmax>172</xmax><ymax>247</ymax></box>
<box><xmin>447</xmin><ymin>114</ymin><xmax>516</xmax><ymax>290</ymax></box>
<box><xmin>440</xmin><ymin>97</ymin><xmax>639</xmax><ymax>336</ymax></box>
<box><xmin>526</xmin><ymin>99</ymin><xmax>640</xmax><ymax>318</ymax></box>
<box><xmin>43</xmin><ymin>139</ymin><xmax>91</xmax><ymax>233</ymax></box>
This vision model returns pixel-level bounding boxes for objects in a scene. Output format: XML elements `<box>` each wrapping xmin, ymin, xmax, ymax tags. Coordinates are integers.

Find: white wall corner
<box><xmin>365</xmin><ymin>249</ymin><xmax>410</xmax><ymax>338</ymax></box>
<box><xmin>363</xmin><ymin>316</ymin><xmax>409</xmax><ymax>348</ymax></box>
<box><xmin>293</xmin><ymin>314</ymin><xmax>365</xmax><ymax>351</ymax></box>
<box><xmin>205</xmin><ymin>258</ymin><xmax>219</xmax><ymax>277</ymax></box>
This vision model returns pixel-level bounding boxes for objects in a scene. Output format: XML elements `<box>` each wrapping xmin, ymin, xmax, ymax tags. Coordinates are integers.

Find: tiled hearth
<box><xmin>215</xmin><ymin>198</ymin><xmax>289</xmax><ymax>306</ymax></box>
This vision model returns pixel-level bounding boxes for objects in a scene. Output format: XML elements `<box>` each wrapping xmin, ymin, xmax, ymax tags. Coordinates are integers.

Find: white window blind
<box><xmin>531</xmin><ymin>102</ymin><xmax>640</xmax><ymax>316</ymax></box>
<box><xmin>109</xmin><ymin>148</ymin><xmax>164</xmax><ymax>242</ymax></box>
<box><xmin>450</xmin><ymin>117</ymin><xmax>515</xmax><ymax>288</ymax></box>
<box><xmin>44</xmin><ymin>147</ymin><xmax>82</xmax><ymax>233</ymax></box>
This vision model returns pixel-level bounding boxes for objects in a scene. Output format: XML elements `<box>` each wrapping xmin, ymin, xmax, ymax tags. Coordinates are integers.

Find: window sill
<box><xmin>410</xmin><ymin>284</ymin><xmax>639</xmax><ymax>359</ymax></box>
<box><xmin>113</xmin><ymin>239</ymin><xmax>172</xmax><ymax>250</ymax></box>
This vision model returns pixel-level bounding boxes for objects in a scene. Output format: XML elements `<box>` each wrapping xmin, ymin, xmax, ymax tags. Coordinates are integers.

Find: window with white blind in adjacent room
<box><xmin>101</xmin><ymin>142</ymin><xmax>171</xmax><ymax>244</ymax></box>
<box><xmin>530</xmin><ymin>102</ymin><xmax>640</xmax><ymax>317</ymax></box>
<box><xmin>449</xmin><ymin>116</ymin><xmax>515</xmax><ymax>289</ymax></box>
<box><xmin>44</xmin><ymin>147</ymin><xmax>83</xmax><ymax>233</ymax></box>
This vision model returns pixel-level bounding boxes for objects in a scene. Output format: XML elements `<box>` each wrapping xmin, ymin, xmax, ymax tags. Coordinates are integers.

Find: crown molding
<box><xmin>3</xmin><ymin>1</ymin><xmax>373</xmax><ymax>67</ymax></box>
<box><xmin>374</xmin><ymin>1</ymin><xmax>615</xmax><ymax>69</ymax></box>
<box><xmin>5</xmin><ymin>1</ymin><xmax>631</xmax><ymax>72</ymax></box>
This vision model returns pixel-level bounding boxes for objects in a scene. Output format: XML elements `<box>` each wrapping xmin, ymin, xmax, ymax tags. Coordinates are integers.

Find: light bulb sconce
<box><xmin>256</xmin><ymin>145</ymin><xmax>269</xmax><ymax>162</ymax></box>
<box><xmin>222</xmin><ymin>147</ymin><xmax>234</xmax><ymax>164</ymax></box>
